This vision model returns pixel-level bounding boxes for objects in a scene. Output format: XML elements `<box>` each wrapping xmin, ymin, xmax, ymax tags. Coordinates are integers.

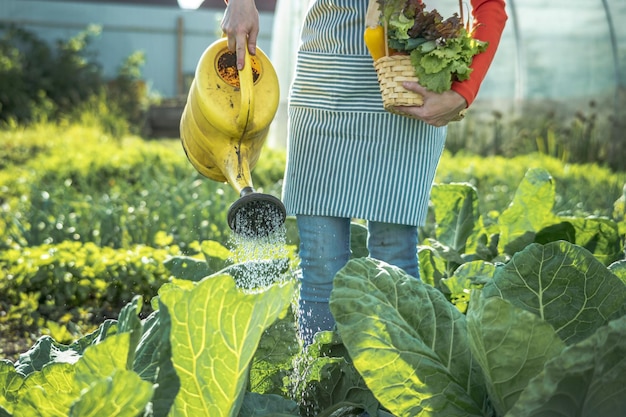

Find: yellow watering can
<box><xmin>180</xmin><ymin>38</ymin><xmax>285</xmax><ymax>238</ymax></box>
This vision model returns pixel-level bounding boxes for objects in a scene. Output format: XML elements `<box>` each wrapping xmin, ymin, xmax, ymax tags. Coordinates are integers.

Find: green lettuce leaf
<box><xmin>330</xmin><ymin>258</ymin><xmax>487</xmax><ymax>416</ymax></box>
<box><xmin>408</xmin><ymin>33</ymin><xmax>486</xmax><ymax>92</ymax></box>
<box><xmin>159</xmin><ymin>274</ymin><xmax>295</xmax><ymax>417</ymax></box>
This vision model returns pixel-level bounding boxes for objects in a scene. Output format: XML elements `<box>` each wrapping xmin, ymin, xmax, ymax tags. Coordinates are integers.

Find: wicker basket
<box><xmin>374</xmin><ymin>54</ymin><xmax>424</xmax><ymax>110</ymax></box>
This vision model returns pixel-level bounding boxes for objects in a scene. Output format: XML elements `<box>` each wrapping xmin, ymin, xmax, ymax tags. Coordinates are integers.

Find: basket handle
<box><xmin>366</xmin><ymin>0</ymin><xmax>389</xmax><ymax>57</ymax></box>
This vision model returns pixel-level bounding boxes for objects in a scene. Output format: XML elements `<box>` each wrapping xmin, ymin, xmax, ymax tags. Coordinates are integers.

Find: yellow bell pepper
<box><xmin>364</xmin><ymin>25</ymin><xmax>386</xmax><ymax>61</ymax></box>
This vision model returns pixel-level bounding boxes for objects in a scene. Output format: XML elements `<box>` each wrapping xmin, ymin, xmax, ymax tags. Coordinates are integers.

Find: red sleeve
<box><xmin>451</xmin><ymin>0</ymin><xmax>507</xmax><ymax>106</ymax></box>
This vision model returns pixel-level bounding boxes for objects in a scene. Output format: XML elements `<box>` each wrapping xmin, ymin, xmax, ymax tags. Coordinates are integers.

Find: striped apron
<box><xmin>281</xmin><ymin>0</ymin><xmax>447</xmax><ymax>226</ymax></box>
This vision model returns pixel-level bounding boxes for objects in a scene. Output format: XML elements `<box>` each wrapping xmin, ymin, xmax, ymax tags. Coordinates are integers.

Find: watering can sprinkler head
<box><xmin>227</xmin><ymin>187</ymin><xmax>286</xmax><ymax>238</ymax></box>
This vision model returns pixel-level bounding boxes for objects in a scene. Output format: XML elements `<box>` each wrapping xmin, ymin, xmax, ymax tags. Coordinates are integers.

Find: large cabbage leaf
<box><xmin>497</xmin><ymin>168</ymin><xmax>559</xmax><ymax>255</ymax></box>
<box><xmin>562</xmin><ymin>216</ymin><xmax>622</xmax><ymax>265</ymax></box>
<box><xmin>68</xmin><ymin>370</ymin><xmax>153</xmax><ymax>417</ymax></box>
<box><xmin>440</xmin><ymin>260</ymin><xmax>496</xmax><ymax>313</ymax></box>
<box><xmin>506</xmin><ymin>315</ymin><xmax>626</xmax><ymax>417</ymax></box>
<box><xmin>468</xmin><ymin>241</ymin><xmax>626</xmax><ymax>416</ymax></box>
<box><xmin>291</xmin><ymin>331</ymin><xmax>381</xmax><ymax>417</ymax></box>
<box><xmin>467</xmin><ymin>296</ymin><xmax>565</xmax><ymax>415</ymax></box>
<box><xmin>481</xmin><ymin>241</ymin><xmax>626</xmax><ymax>345</ymax></box>
<box><xmin>330</xmin><ymin>257</ymin><xmax>487</xmax><ymax>417</ymax></box>
<box><xmin>0</xmin><ymin>360</ymin><xmax>23</xmax><ymax>413</ymax></box>
<box><xmin>159</xmin><ymin>274</ymin><xmax>295</xmax><ymax>417</ymax></box>
<box><xmin>249</xmin><ymin>312</ymin><xmax>300</xmax><ymax>396</ymax></box>
<box><xmin>430</xmin><ymin>183</ymin><xmax>480</xmax><ymax>255</ymax></box>
<box><xmin>12</xmin><ymin>333</ymin><xmax>153</xmax><ymax>416</ymax></box>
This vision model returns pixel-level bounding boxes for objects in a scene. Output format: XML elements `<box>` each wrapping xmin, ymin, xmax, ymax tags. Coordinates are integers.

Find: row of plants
<box><xmin>1</xmin><ymin>165</ymin><xmax>625</xmax><ymax>416</ymax></box>
<box><xmin>445</xmin><ymin>91</ymin><xmax>626</xmax><ymax>172</ymax></box>
<box><xmin>2</xmin><ymin>123</ymin><xmax>623</xmax><ymax>251</ymax></box>
<box><xmin>1</xmin><ymin>121</ymin><xmax>625</xmax><ymax>359</ymax></box>
<box><xmin>0</xmin><ymin>123</ymin><xmax>285</xmax><ymax>251</ymax></box>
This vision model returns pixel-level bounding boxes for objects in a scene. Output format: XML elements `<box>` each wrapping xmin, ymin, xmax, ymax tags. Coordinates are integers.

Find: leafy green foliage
<box><xmin>12</xmin><ymin>333</ymin><xmax>153</xmax><ymax>416</ymax></box>
<box><xmin>0</xmin><ymin>270</ymin><xmax>301</xmax><ymax>417</ymax></box>
<box><xmin>0</xmin><ymin>241</ymin><xmax>175</xmax><ymax>333</ymax></box>
<box><xmin>421</xmin><ymin>168</ymin><xmax>624</xmax><ymax>297</ymax></box>
<box><xmin>330</xmin><ymin>245</ymin><xmax>626</xmax><ymax>417</ymax></box>
<box><xmin>330</xmin><ymin>258</ymin><xmax>487</xmax><ymax>417</ymax></box>
<box><xmin>0</xmin><ymin>24</ymin><xmax>100</xmax><ymax>125</ymax></box>
<box><xmin>0</xmin><ymin>124</ymin><xmax>236</xmax><ymax>249</ymax></box>
<box><xmin>435</xmin><ymin>151</ymin><xmax>626</xmax><ymax>218</ymax></box>
<box><xmin>159</xmin><ymin>274</ymin><xmax>295</xmax><ymax>417</ymax></box>
<box><xmin>506</xmin><ymin>315</ymin><xmax>626</xmax><ymax>417</ymax></box>
<box><xmin>409</xmin><ymin>34</ymin><xmax>487</xmax><ymax>92</ymax></box>
<box><xmin>290</xmin><ymin>331</ymin><xmax>380</xmax><ymax>417</ymax></box>
<box><xmin>2</xmin><ymin>120</ymin><xmax>626</xmax><ymax>415</ymax></box>
<box><xmin>467</xmin><ymin>241</ymin><xmax>626</xmax><ymax>416</ymax></box>
<box><xmin>479</xmin><ymin>242</ymin><xmax>626</xmax><ymax>345</ymax></box>
<box><xmin>0</xmin><ymin>24</ymin><xmax>148</xmax><ymax>135</ymax></box>
<box><xmin>1</xmin><ymin>184</ymin><xmax>626</xmax><ymax>415</ymax></box>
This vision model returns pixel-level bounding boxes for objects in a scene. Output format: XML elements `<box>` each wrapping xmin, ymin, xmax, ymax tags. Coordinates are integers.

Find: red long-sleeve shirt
<box><xmin>451</xmin><ymin>0</ymin><xmax>508</xmax><ymax>106</ymax></box>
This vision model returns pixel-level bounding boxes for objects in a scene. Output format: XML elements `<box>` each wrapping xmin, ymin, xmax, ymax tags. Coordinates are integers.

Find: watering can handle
<box><xmin>236</xmin><ymin>47</ymin><xmax>254</xmax><ymax>132</ymax></box>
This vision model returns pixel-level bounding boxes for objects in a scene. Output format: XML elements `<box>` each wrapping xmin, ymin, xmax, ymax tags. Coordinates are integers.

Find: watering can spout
<box><xmin>228</xmin><ymin>187</ymin><xmax>287</xmax><ymax>238</ymax></box>
<box><xmin>179</xmin><ymin>38</ymin><xmax>284</xmax><ymax>237</ymax></box>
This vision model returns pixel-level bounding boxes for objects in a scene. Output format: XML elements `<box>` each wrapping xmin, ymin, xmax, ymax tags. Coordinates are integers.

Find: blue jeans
<box><xmin>297</xmin><ymin>215</ymin><xmax>419</xmax><ymax>344</ymax></box>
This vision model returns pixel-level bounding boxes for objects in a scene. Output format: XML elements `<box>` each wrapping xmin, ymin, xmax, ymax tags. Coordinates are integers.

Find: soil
<box><xmin>0</xmin><ymin>332</ymin><xmax>40</xmax><ymax>363</ymax></box>
<box><xmin>217</xmin><ymin>51</ymin><xmax>261</xmax><ymax>88</ymax></box>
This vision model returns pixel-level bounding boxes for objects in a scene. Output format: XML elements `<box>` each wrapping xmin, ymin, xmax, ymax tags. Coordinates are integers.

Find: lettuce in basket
<box><xmin>376</xmin><ymin>0</ymin><xmax>488</xmax><ymax>92</ymax></box>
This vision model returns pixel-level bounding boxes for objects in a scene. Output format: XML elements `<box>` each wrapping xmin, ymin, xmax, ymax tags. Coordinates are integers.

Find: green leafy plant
<box><xmin>0</xmin><ymin>24</ymin><xmax>152</xmax><ymax>135</ymax></box>
<box><xmin>0</xmin><ymin>273</ymin><xmax>298</xmax><ymax>417</ymax></box>
<box><xmin>419</xmin><ymin>167</ymin><xmax>624</xmax><ymax>295</ymax></box>
<box><xmin>5</xmin><ymin>238</ymin><xmax>622</xmax><ymax>416</ymax></box>
<box><xmin>329</xmin><ymin>247</ymin><xmax>626</xmax><ymax>417</ymax></box>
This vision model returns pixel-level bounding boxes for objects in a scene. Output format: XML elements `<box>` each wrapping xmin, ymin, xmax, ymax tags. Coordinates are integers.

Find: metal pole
<box><xmin>506</xmin><ymin>0</ymin><xmax>525</xmax><ymax>102</ymax></box>
<box><xmin>600</xmin><ymin>0</ymin><xmax>620</xmax><ymax>114</ymax></box>
<box><xmin>177</xmin><ymin>16</ymin><xmax>184</xmax><ymax>97</ymax></box>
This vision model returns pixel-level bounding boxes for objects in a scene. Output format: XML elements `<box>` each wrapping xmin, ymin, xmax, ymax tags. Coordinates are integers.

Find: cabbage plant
<box><xmin>329</xmin><ymin>241</ymin><xmax>626</xmax><ymax>417</ymax></box>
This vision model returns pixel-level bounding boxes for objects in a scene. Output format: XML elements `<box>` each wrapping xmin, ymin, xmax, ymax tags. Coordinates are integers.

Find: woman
<box><xmin>222</xmin><ymin>0</ymin><xmax>507</xmax><ymax>345</ymax></box>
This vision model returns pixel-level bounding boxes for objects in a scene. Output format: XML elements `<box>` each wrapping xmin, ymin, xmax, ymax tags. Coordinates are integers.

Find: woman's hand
<box><xmin>393</xmin><ymin>81</ymin><xmax>468</xmax><ymax>127</ymax></box>
<box><xmin>221</xmin><ymin>0</ymin><xmax>259</xmax><ymax>70</ymax></box>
